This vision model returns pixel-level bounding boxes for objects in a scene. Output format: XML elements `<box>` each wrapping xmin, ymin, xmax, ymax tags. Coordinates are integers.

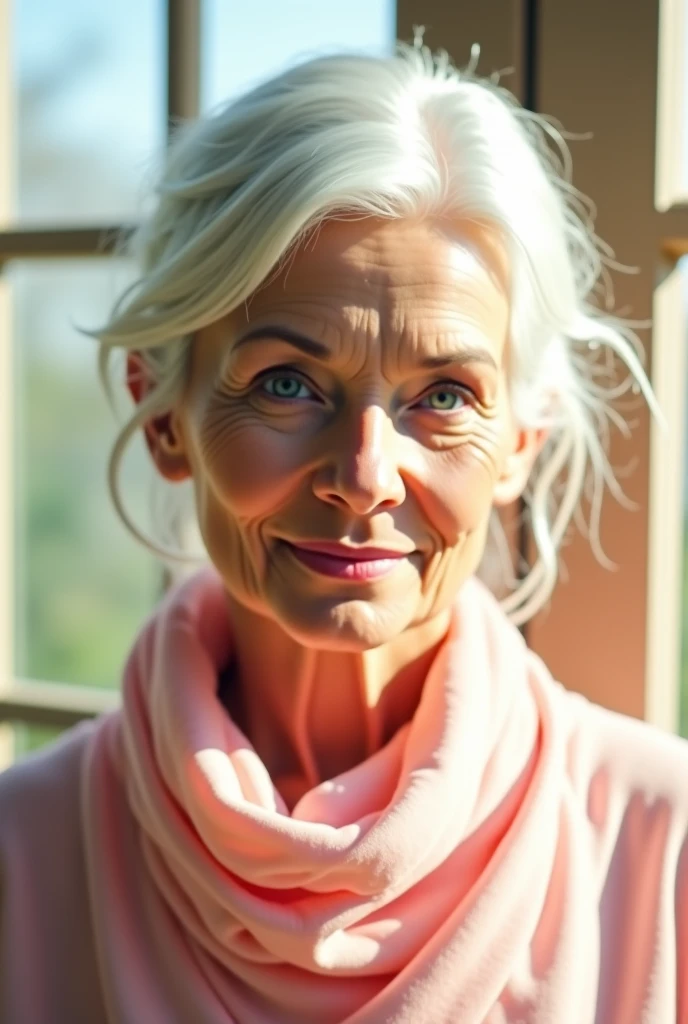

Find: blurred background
<box><xmin>1</xmin><ymin>0</ymin><xmax>687</xmax><ymax>760</ymax></box>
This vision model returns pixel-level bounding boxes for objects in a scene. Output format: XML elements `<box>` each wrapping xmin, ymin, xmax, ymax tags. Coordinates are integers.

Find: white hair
<box><xmin>92</xmin><ymin>42</ymin><xmax>660</xmax><ymax>625</ymax></box>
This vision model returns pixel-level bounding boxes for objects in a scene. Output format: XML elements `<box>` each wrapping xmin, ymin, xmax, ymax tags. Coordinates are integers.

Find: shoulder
<box><xmin>554</xmin><ymin>682</ymin><xmax>688</xmax><ymax>902</ymax></box>
<box><xmin>559</xmin><ymin>685</ymin><xmax>688</xmax><ymax>813</ymax></box>
<box><xmin>0</xmin><ymin>719</ymin><xmax>104</xmax><ymax>938</ymax></box>
<box><xmin>0</xmin><ymin>721</ymin><xmax>116</xmax><ymax>1021</ymax></box>
<box><xmin>0</xmin><ymin>719</ymin><xmax>98</xmax><ymax>845</ymax></box>
<box><xmin>551</xmin><ymin>686</ymin><xmax>688</xmax><ymax>1013</ymax></box>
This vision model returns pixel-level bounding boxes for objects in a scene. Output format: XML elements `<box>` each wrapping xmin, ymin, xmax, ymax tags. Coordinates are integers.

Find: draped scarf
<box><xmin>82</xmin><ymin>566</ymin><xmax>601</xmax><ymax>1023</ymax></box>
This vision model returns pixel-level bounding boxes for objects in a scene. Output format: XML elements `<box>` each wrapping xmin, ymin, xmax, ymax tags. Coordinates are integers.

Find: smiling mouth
<box><xmin>282</xmin><ymin>541</ymin><xmax>414</xmax><ymax>581</ymax></box>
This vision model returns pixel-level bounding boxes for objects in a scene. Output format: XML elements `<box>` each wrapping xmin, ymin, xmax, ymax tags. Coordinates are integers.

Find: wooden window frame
<box><xmin>0</xmin><ymin>0</ymin><xmax>200</xmax><ymax>760</ymax></box>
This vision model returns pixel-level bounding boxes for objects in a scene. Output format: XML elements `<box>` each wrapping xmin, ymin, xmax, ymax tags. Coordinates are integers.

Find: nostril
<box><xmin>317</xmin><ymin>489</ymin><xmax>404</xmax><ymax>516</ymax></box>
<box><xmin>312</xmin><ymin>459</ymin><xmax>406</xmax><ymax>514</ymax></box>
<box><xmin>322</xmin><ymin>491</ymin><xmax>349</xmax><ymax>509</ymax></box>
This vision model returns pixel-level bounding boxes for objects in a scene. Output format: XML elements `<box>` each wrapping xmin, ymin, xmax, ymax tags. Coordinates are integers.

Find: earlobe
<box><xmin>126</xmin><ymin>352</ymin><xmax>192</xmax><ymax>483</ymax></box>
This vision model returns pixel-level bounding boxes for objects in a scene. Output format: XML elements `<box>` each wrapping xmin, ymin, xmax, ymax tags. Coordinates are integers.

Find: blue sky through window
<box><xmin>14</xmin><ymin>0</ymin><xmax>395</xmax><ymax>223</ymax></box>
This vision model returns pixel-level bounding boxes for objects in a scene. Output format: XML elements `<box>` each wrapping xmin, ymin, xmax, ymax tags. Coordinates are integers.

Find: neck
<box><xmin>220</xmin><ymin>599</ymin><xmax>452</xmax><ymax>809</ymax></box>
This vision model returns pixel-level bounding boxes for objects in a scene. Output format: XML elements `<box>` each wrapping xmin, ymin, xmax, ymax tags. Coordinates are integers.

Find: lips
<box><xmin>282</xmin><ymin>540</ymin><xmax>414</xmax><ymax>580</ymax></box>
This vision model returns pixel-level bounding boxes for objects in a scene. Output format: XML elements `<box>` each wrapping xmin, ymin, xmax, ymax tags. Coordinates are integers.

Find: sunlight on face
<box><xmin>174</xmin><ymin>217</ymin><xmax>520</xmax><ymax>650</ymax></box>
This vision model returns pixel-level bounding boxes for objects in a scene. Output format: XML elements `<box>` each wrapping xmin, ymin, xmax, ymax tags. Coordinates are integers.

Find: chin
<box><xmin>269</xmin><ymin>591</ymin><xmax>417</xmax><ymax>651</ymax></box>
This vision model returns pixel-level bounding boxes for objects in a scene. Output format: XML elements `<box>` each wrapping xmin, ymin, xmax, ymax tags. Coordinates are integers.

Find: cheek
<box><xmin>413</xmin><ymin>441</ymin><xmax>501</xmax><ymax>618</ymax></box>
<box><xmin>416</xmin><ymin>427</ymin><xmax>507</xmax><ymax>545</ymax></box>
<box><xmin>193</xmin><ymin>407</ymin><xmax>314</xmax><ymax>520</ymax></box>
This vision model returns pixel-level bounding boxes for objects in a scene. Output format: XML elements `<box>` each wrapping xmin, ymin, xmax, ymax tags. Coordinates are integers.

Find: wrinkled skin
<box><xmin>131</xmin><ymin>217</ymin><xmax>545</xmax><ymax>794</ymax></box>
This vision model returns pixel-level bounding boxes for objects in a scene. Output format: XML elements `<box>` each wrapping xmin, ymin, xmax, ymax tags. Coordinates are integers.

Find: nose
<box><xmin>313</xmin><ymin>403</ymin><xmax>406</xmax><ymax>515</ymax></box>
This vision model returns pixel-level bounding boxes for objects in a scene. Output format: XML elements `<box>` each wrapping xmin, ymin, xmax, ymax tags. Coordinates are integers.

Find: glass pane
<box><xmin>13</xmin><ymin>0</ymin><xmax>165</xmax><ymax>224</ymax></box>
<box><xmin>12</xmin><ymin>259</ymin><xmax>161</xmax><ymax>689</ymax></box>
<box><xmin>202</xmin><ymin>0</ymin><xmax>395</xmax><ymax>111</ymax></box>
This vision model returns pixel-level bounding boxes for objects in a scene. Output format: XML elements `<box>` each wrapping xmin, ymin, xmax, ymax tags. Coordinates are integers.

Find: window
<box><xmin>201</xmin><ymin>0</ymin><xmax>394</xmax><ymax>111</ymax></box>
<box><xmin>2</xmin><ymin>0</ymin><xmax>166</xmax><ymax>761</ymax></box>
<box><xmin>10</xmin><ymin>259</ymin><xmax>161</xmax><ymax>757</ymax></box>
<box><xmin>14</xmin><ymin>0</ymin><xmax>165</xmax><ymax>225</ymax></box>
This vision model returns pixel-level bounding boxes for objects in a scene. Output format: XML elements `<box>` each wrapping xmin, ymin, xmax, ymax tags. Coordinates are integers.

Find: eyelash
<box><xmin>255</xmin><ymin>368</ymin><xmax>474</xmax><ymax>411</ymax></box>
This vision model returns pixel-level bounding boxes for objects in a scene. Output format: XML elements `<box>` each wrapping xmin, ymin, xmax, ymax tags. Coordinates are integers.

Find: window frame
<box><xmin>0</xmin><ymin>0</ymin><xmax>200</xmax><ymax>764</ymax></box>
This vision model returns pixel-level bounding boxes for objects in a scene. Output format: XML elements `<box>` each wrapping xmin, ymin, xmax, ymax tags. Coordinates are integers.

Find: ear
<box><xmin>492</xmin><ymin>424</ymin><xmax>549</xmax><ymax>507</ymax></box>
<box><xmin>126</xmin><ymin>352</ymin><xmax>192</xmax><ymax>483</ymax></box>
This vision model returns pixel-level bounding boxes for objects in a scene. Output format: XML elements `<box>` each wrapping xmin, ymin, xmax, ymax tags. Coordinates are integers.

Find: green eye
<box><xmin>263</xmin><ymin>375</ymin><xmax>312</xmax><ymax>399</ymax></box>
<box><xmin>422</xmin><ymin>387</ymin><xmax>465</xmax><ymax>411</ymax></box>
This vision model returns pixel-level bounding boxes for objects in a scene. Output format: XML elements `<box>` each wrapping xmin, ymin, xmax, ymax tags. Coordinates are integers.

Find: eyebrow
<box><xmin>420</xmin><ymin>347</ymin><xmax>499</xmax><ymax>372</ymax></box>
<box><xmin>233</xmin><ymin>326</ymin><xmax>332</xmax><ymax>359</ymax></box>
<box><xmin>233</xmin><ymin>325</ymin><xmax>498</xmax><ymax>372</ymax></box>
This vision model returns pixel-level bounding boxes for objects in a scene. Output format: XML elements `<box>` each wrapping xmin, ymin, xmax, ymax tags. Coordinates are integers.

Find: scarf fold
<box><xmin>82</xmin><ymin>567</ymin><xmax>600</xmax><ymax>1023</ymax></box>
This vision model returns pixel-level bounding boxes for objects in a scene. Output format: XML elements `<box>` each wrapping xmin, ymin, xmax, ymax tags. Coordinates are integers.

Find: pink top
<box><xmin>1</xmin><ymin>567</ymin><xmax>688</xmax><ymax>1023</ymax></box>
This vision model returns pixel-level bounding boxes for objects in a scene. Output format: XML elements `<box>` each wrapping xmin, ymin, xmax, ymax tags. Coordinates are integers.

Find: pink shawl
<box><xmin>2</xmin><ymin>565</ymin><xmax>688</xmax><ymax>1022</ymax></box>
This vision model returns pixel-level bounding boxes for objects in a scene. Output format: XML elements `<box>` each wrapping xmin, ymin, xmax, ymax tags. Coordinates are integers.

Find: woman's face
<box><xmin>147</xmin><ymin>217</ymin><xmax>541</xmax><ymax>650</ymax></box>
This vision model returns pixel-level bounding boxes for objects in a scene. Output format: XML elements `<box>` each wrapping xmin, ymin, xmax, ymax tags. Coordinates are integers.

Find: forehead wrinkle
<box><xmin>237</xmin><ymin>296</ymin><xmax>383</xmax><ymax>374</ymax></box>
<box><xmin>383</xmin><ymin>267</ymin><xmax>507</xmax><ymax>320</ymax></box>
<box><xmin>379</xmin><ymin>301</ymin><xmax>505</xmax><ymax>373</ymax></box>
<box><xmin>332</xmin><ymin>227</ymin><xmax>506</xmax><ymax>295</ymax></box>
<box><xmin>237</xmin><ymin>297</ymin><xmax>350</xmax><ymax>356</ymax></box>
<box><xmin>234</xmin><ymin>231</ymin><xmax>507</xmax><ymax>377</ymax></box>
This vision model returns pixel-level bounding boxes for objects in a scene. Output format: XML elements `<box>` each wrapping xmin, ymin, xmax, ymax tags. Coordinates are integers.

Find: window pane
<box><xmin>13</xmin><ymin>0</ymin><xmax>165</xmax><ymax>224</ymax></box>
<box><xmin>12</xmin><ymin>724</ymin><xmax>65</xmax><ymax>761</ymax></box>
<box><xmin>12</xmin><ymin>259</ymin><xmax>161</xmax><ymax>689</ymax></box>
<box><xmin>201</xmin><ymin>0</ymin><xmax>395</xmax><ymax>111</ymax></box>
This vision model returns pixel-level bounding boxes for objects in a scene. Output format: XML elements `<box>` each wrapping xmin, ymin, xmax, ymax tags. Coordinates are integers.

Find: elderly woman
<box><xmin>1</xmin><ymin>44</ymin><xmax>687</xmax><ymax>1024</ymax></box>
